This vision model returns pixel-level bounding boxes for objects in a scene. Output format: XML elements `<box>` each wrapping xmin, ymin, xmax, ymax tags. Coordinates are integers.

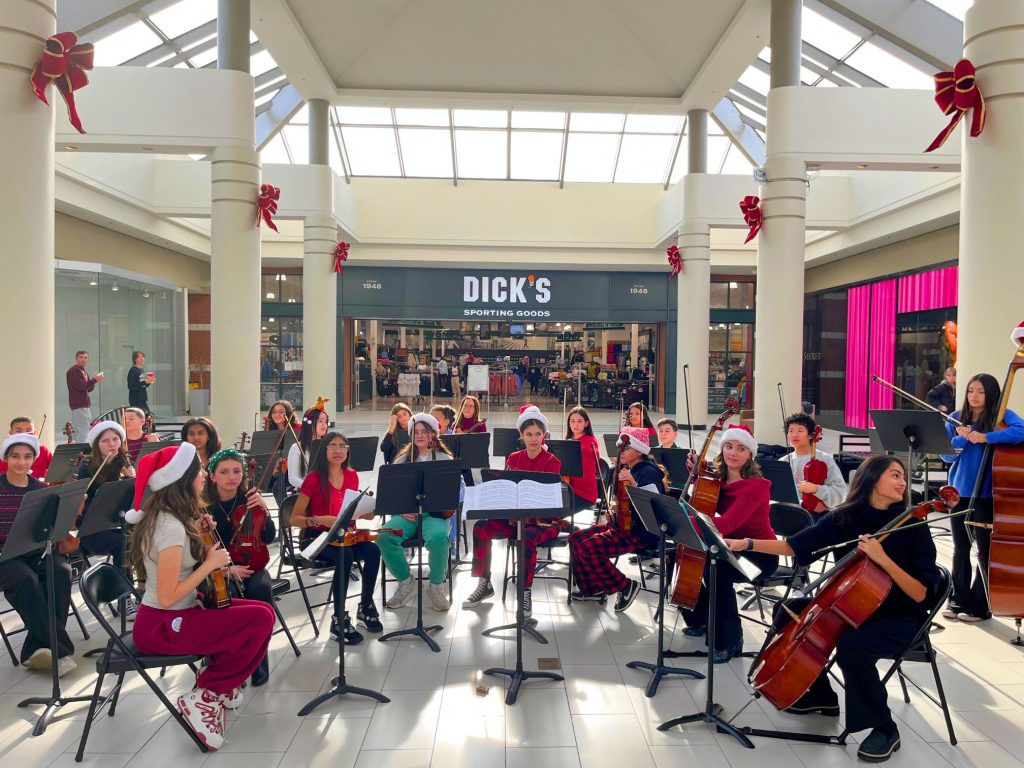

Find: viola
<box><xmin>200</xmin><ymin>526</ymin><xmax>232</xmax><ymax>609</ymax></box>
<box><xmin>669</xmin><ymin>398</ymin><xmax>741</xmax><ymax>610</ymax></box>
<box><xmin>611</xmin><ymin>434</ymin><xmax>635</xmax><ymax>533</ymax></box>
<box><xmin>228</xmin><ymin>459</ymin><xmax>270</xmax><ymax>573</ymax></box>
<box><xmin>750</xmin><ymin>486</ymin><xmax>958</xmax><ymax>711</ymax></box>
<box><xmin>799</xmin><ymin>425</ymin><xmax>829</xmax><ymax>515</ymax></box>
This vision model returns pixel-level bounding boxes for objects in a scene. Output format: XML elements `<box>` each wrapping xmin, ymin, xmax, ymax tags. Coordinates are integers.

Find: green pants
<box><xmin>377</xmin><ymin>515</ymin><xmax>451</xmax><ymax>584</ymax></box>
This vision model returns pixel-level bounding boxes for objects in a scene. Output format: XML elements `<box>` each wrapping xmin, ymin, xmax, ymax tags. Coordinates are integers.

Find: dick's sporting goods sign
<box><xmin>462</xmin><ymin>274</ymin><xmax>552</xmax><ymax>317</ymax></box>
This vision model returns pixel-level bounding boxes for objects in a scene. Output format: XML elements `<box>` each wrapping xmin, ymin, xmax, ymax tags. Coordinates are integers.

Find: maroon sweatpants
<box><xmin>471</xmin><ymin>519</ymin><xmax>561</xmax><ymax>589</ymax></box>
<box><xmin>133</xmin><ymin>599</ymin><xmax>275</xmax><ymax>695</ymax></box>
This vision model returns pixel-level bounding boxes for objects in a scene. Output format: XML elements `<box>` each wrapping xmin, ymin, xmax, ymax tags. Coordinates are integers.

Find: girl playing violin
<box><xmin>464</xmin><ymin>406</ymin><xmax>562</xmax><ymax>618</ymax></box>
<box><xmin>76</xmin><ymin>421</ymin><xmax>135</xmax><ymax>570</ymax></box>
<box><xmin>380</xmin><ymin>403</ymin><xmax>412</xmax><ymax>465</ymax></box>
<box><xmin>289</xmin><ymin>431</ymin><xmax>382</xmax><ymax>642</ymax></box>
<box><xmin>569</xmin><ymin>427</ymin><xmax>666</xmax><ymax>612</ymax></box>
<box><xmin>454</xmin><ymin>395</ymin><xmax>487</xmax><ymax>434</ymax></box>
<box><xmin>726</xmin><ymin>456</ymin><xmax>940</xmax><ymax>763</ymax></box>
<box><xmin>203</xmin><ymin>449</ymin><xmax>276</xmax><ymax>687</ymax></box>
<box><xmin>181</xmin><ymin>417</ymin><xmax>221</xmax><ymax>468</ymax></box>
<box><xmin>940</xmin><ymin>372</ymin><xmax>1024</xmax><ymax>622</ymax></box>
<box><xmin>287</xmin><ymin>403</ymin><xmax>329</xmax><ymax>490</ymax></box>
<box><xmin>566</xmin><ymin>406</ymin><xmax>600</xmax><ymax>511</ymax></box>
<box><xmin>679</xmin><ymin>425</ymin><xmax>777</xmax><ymax>663</ymax></box>
<box><xmin>780</xmin><ymin>413</ymin><xmax>847</xmax><ymax>513</ymax></box>
<box><xmin>624</xmin><ymin>401</ymin><xmax>657</xmax><ymax>445</ymax></box>
<box><xmin>129</xmin><ymin>443</ymin><xmax>275</xmax><ymax>752</ymax></box>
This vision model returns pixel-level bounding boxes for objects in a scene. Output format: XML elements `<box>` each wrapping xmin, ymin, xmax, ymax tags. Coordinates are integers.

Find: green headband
<box><xmin>207</xmin><ymin>448</ymin><xmax>246</xmax><ymax>473</ymax></box>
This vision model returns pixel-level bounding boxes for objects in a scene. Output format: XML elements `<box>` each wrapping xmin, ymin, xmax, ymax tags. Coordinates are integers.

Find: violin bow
<box><xmin>778</xmin><ymin>382</ymin><xmax>800</xmax><ymax>495</ymax></box>
<box><xmin>682</xmin><ymin>364</ymin><xmax>694</xmax><ymax>452</ymax></box>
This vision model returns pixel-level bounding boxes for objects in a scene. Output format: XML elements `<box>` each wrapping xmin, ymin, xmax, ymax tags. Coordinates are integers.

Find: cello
<box><xmin>228</xmin><ymin>458</ymin><xmax>271</xmax><ymax>573</ymax></box>
<box><xmin>668</xmin><ymin>395</ymin><xmax>741</xmax><ymax>609</ymax></box>
<box><xmin>776</xmin><ymin>382</ymin><xmax>829</xmax><ymax>514</ymax></box>
<box><xmin>750</xmin><ymin>486</ymin><xmax>959</xmax><ymax>711</ymax></box>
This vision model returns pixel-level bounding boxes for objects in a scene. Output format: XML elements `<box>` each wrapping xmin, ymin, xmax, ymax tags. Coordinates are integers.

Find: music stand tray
<box><xmin>649</xmin><ymin>447</ymin><xmax>690</xmax><ymax>489</ymax></box>
<box><xmin>759</xmin><ymin>459</ymin><xmax>801</xmax><ymax>505</ymax></box>
<box><xmin>443</xmin><ymin>433</ymin><xmax>491</xmax><ymax>469</ymax></box>
<box><xmin>44</xmin><ymin>444</ymin><xmax>89</xmax><ymax>484</ymax></box>
<box><xmin>545</xmin><ymin>440</ymin><xmax>583</xmax><ymax>478</ymax></box>
<box><xmin>136</xmin><ymin>440</ymin><xmax>180</xmax><ymax>461</ymax></box>
<box><xmin>870</xmin><ymin>410</ymin><xmax>954</xmax><ymax>457</ymax></box>
<box><xmin>491</xmin><ymin>428</ymin><xmax>521</xmax><ymax>458</ymax></box>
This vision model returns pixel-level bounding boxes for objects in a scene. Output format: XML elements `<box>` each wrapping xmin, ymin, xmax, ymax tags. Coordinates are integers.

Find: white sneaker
<box><xmin>220</xmin><ymin>688</ymin><xmax>243</xmax><ymax>710</ymax></box>
<box><xmin>177</xmin><ymin>688</ymin><xmax>225</xmax><ymax>751</ymax></box>
<box><xmin>23</xmin><ymin>648</ymin><xmax>52</xmax><ymax>670</ymax></box>
<box><xmin>57</xmin><ymin>655</ymin><xmax>77</xmax><ymax>678</ymax></box>
<box><xmin>427</xmin><ymin>583</ymin><xmax>451</xmax><ymax>612</ymax></box>
<box><xmin>386</xmin><ymin>578</ymin><xmax>417</xmax><ymax>609</ymax></box>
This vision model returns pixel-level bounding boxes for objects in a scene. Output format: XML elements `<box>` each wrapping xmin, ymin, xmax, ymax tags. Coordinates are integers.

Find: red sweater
<box><xmin>568</xmin><ymin>434</ymin><xmax>599</xmax><ymax>503</ymax></box>
<box><xmin>300</xmin><ymin>468</ymin><xmax>359</xmax><ymax>530</ymax></box>
<box><xmin>66</xmin><ymin>365</ymin><xmax>98</xmax><ymax>410</ymax></box>
<box><xmin>506</xmin><ymin>448</ymin><xmax>561</xmax><ymax>474</ymax></box>
<box><xmin>713</xmin><ymin>477</ymin><xmax>775</xmax><ymax>539</ymax></box>
<box><xmin>0</xmin><ymin>444</ymin><xmax>53</xmax><ymax>481</ymax></box>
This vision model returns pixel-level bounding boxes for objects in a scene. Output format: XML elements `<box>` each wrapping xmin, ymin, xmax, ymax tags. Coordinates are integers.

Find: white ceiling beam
<box><xmin>251</xmin><ymin>0</ymin><xmax>336</xmax><ymax>101</ymax></box>
<box><xmin>256</xmin><ymin>85</ymin><xmax>304</xmax><ymax>150</ymax></box>
<box><xmin>713</xmin><ymin>98</ymin><xmax>766</xmax><ymax>166</ymax></box>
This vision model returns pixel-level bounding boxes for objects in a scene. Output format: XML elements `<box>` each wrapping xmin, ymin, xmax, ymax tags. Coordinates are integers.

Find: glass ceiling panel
<box><xmin>260</xmin><ymin>134</ymin><xmax>291</xmax><ymax>165</ymax></box>
<box><xmin>720</xmin><ymin>144</ymin><xmax>755</xmax><ymax>175</ymax></box>
<box><xmin>455</xmin><ymin>130</ymin><xmax>507</xmax><ymax>179</ymax></box>
<box><xmin>669</xmin><ymin>149</ymin><xmax>688</xmax><ymax>184</ymax></box>
<box><xmin>329</xmin><ymin>130</ymin><xmax>346</xmax><ymax>178</ymax></box>
<box><xmin>454</xmin><ymin>110</ymin><xmax>507</xmax><ymax>128</ymax></box>
<box><xmin>624</xmin><ymin>114</ymin><xmax>683</xmax><ymax>134</ymax></box>
<box><xmin>563</xmin><ymin>133</ymin><xmax>619</xmax><ymax>182</ymax></box>
<box><xmin>512</xmin><ymin>111</ymin><xmax>566</xmax><ymax>129</ymax></box>
<box><xmin>337</xmin><ymin>107</ymin><xmax>394</xmax><ymax>125</ymax></box>
<box><xmin>398</xmin><ymin>128</ymin><xmax>453</xmax><ymax>177</ymax></box>
<box><xmin>738</xmin><ymin>66</ymin><xmax>771</xmax><ymax>95</ymax></box>
<box><xmin>188</xmin><ymin>46</ymin><xmax>218</xmax><ymax>67</ymax></box>
<box><xmin>250</xmin><ymin>50</ymin><xmax>278</xmax><ymax>77</ymax></box>
<box><xmin>569</xmin><ymin>113</ymin><xmax>625</xmax><ymax>132</ymax></box>
<box><xmin>801</xmin><ymin>7</ymin><xmax>860</xmax><ymax>59</ymax></box>
<box><xmin>282</xmin><ymin>125</ymin><xmax>309</xmax><ymax>165</ymax></box>
<box><xmin>614</xmin><ymin>134</ymin><xmax>675</xmax><ymax>183</ymax></box>
<box><xmin>707</xmin><ymin>135</ymin><xmax>731</xmax><ymax>174</ymax></box>
<box><xmin>845</xmin><ymin>42</ymin><xmax>933</xmax><ymax>89</ymax></box>
<box><xmin>148</xmin><ymin>0</ymin><xmax>217</xmax><ymax>39</ymax></box>
<box><xmin>394</xmin><ymin>108</ymin><xmax>449</xmax><ymax>126</ymax></box>
<box><xmin>341</xmin><ymin>127</ymin><xmax>402</xmax><ymax>176</ymax></box>
<box><xmin>92</xmin><ymin>21</ymin><xmax>164</xmax><ymax>66</ymax></box>
<box><xmin>510</xmin><ymin>131</ymin><xmax>562</xmax><ymax>180</ymax></box>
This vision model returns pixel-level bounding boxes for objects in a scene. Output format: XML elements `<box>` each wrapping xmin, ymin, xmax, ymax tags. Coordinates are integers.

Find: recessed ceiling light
<box><xmin>111</xmin><ymin>282</ymin><xmax>119</xmax><ymax>292</ymax></box>
<box><xmin>64</xmin><ymin>145</ymin><xmax>77</xmax><ymax>150</ymax></box>
<box><xmin>856</xmin><ymin>163</ymin><xmax>868</xmax><ymax>169</ymax></box>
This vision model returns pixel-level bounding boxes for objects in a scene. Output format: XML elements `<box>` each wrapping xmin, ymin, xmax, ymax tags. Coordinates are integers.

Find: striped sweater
<box><xmin>0</xmin><ymin>475</ymin><xmax>46</xmax><ymax>549</ymax></box>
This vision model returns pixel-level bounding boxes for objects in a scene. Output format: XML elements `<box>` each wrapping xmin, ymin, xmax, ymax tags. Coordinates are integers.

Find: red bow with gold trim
<box><xmin>925</xmin><ymin>59</ymin><xmax>986</xmax><ymax>153</ymax></box>
<box><xmin>333</xmin><ymin>241</ymin><xmax>350</xmax><ymax>274</ymax></box>
<box><xmin>29</xmin><ymin>32</ymin><xmax>94</xmax><ymax>134</ymax></box>
<box><xmin>739</xmin><ymin>195</ymin><xmax>762</xmax><ymax>244</ymax></box>
<box><xmin>256</xmin><ymin>184</ymin><xmax>280</xmax><ymax>231</ymax></box>
<box><xmin>666</xmin><ymin>245</ymin><xmax>681</xmax><ymax>279</ymax></box>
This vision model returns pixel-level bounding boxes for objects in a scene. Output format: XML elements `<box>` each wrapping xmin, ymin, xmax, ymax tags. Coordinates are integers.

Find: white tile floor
<box><xmin>1</xmin><ymin>401</ymin><xmax>1022</xmax><ymax>767</ymax></box>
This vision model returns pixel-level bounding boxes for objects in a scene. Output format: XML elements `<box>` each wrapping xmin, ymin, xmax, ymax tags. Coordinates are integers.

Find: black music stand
<box><xmin>5</xmin><ymin>480</ymin><xmax>93</xmax><ymax>736</ymax></box>
<box><xmin>658</xmin><ymin>502</ymin><xmax>762</xmax><ymax>749</ymax></box>
<box><xmin>44</xmin><ymin>444</ymin><xmax>88</xmax><ymax>484</ymax></box>
<box><xmin>546</xmin><ymin>440</ymin><xmax>583</xmax><ymax>478</ymax></box>
<box><xmin>376</xmin><ymin>460</ymin><xmax>463</xmax><ymax>652</ymax></box>
<box><xmin>492</xmin><ymin>428</ymin><xmax>521</xmax><ymax>458</ymax></box>
<box><xmin>623</xmin><ymin>487</ymin><xmax>703</xmax><ymax>697</ymax></box>
<box><xmin>760</xmin><ymin>459</ymin><xmax>801</xmax><ymax>505</ymax></box>
<box><xmin>249</xmin><ymin>430</ymin><xmax>294</xmax><ymax>492</ymax></box>
<box><xmin>347</xmin><ymin>436</ymin><xmax>379</xmax><ymax>472</ymax></box>
<box><xmin>464</xmin><ymin>469</ymin><xmax>566</xmax><ymax>705</ymax></box>
<box><xmin>649</xmin><ymin>447</ymin><xmax>690</xmax><ymax>490</ymax></box>
<box><xmin>602</xmin><ymin>433</ymin><xmax>620</xmax><ymax>459</ymax></box>
<box><xmin>871</xmin><ymin>409</ymin><xmax>955</xmax><ymax>502</ymax></box>
<box><xmin>136</xmin><ymin>440</ymin><xmax>180</xmax><ymax>461</ymax></box>
<box><xmin>444</xmin><ymin>433</ymin><xmax>491</xmax><ymax>468</ymax></box>
<box><xmin>298</xmin><ymin>489</ymin><xmax>390</xmax><ymax>715</ymax></box>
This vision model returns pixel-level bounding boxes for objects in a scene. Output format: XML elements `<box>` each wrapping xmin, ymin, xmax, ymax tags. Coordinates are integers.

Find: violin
<box><xmin>237</xmin><ymin>431</ymin><xmax>250</xmax><ymax>451</ymax></box>
<box><xmin>227</xmin><ymin>458</ymin><xmax>270</xmax><ymax>573</ymax></box>
<box><xmin>799</xmin><ymin>425</ymin><xmax>829</xmax><ymax>515</ymax></box>
<box><xmin>750</xmin><ymin>486</ymin><xmax>959</xmax><ymax>711</ymax></box>
<box><xmin>342</xmin><ymin>527</ymin><xmax>403</xmax><ymax>546</ymax></box>
<box><xmin>63</xmin><ymin>420</ymin><xmax>73</xmax><ymax>444</ymax></box>
<box><xmin>669</xmin><ymin>397</ymin><xmax>741</xmax><ymax>609</ymax></box>
<box><xmin>611</xmin><ymin>434</ymin><xmax>635</xmax><ymax>533</ymax></box>
<box><xmin>200</xmin><ymin>525</ymin><xmax>232</xmax><ymax>609</ymax></box>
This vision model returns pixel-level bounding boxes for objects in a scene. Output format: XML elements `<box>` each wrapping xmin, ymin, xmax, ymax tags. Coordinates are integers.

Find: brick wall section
<box><xmin>188</xmin><ymin>293</ymin><xmax>211</xmax><ymax>389</ymax></box>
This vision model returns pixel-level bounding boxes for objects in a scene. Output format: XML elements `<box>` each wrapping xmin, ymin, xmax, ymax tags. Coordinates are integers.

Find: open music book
<box><xmin>463</xmin><ymin>479</ymin><xmax>563</xmax><ymax>512</ymax></box>
<box><xmin>689</xmin><ymin>507</ymin><xmax>762</xmax><ymax>582</ymax></box>
<box><xmin>299</xmin><ymin>489</ymin><xmax>376</xmax><ymax>561</ymax></box>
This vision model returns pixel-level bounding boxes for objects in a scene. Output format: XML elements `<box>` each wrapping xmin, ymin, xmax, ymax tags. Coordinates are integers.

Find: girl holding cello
<box><xmin>568</xmin><ymin>426</ymin><xmax>666</xmax><ymax>612</ymax></box>
<box><xmin>679</xmin><ymin>425</ymin><xmax>777</xmax><ymax>663</ymax></box>
<box><xmin>203</xmin><ymin>449</ymin><xmax>276</xmax><ymax>687</ymax></box>
<box><xmin>939</xmin><ymin>372</ymin><xmax>1024</xmax><ymax>621</ymax></box>
<box><xmin>726</xmin><ymin>455</ymin><xmax>940</xmax><ymax>763</ymax></box>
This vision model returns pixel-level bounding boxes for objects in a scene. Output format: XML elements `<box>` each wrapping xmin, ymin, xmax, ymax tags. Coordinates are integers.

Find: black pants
<box><xmin>773</xmin><ymin>599</ymin><xmax>919</xmax><ymax>733</ymax></box>
<box><xmin>680</xmin><ymin>552</ymin><xmax>777</xmax><ymax>652</ymax></box>
<box><xmin>80</xmin><ymin>529</ymin><xmax>125</xmax><ymax>570</ymax></box>
<box><xmin>949</xmin><ymin>496</ymin><xmax>992</xmax><ymax>616</ymax></box>
<box><xmin>0</xmin><ymin>553</ymin><xmax>74</xmax><ymax>662</ymax></box>
<box><xmin>314</xmin><ymin>541</ymin><xmax>381</xmax><ymax>619</ymax></box>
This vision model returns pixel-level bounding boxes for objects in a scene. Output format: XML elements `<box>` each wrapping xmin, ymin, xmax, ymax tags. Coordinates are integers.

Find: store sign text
<box><xmin>462</xmin><ymin>275</ymin><xmax>552</xmax><ymax>317</ymax></box>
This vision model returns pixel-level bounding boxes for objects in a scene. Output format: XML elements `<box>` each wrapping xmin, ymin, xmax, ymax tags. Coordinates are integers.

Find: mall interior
<box><xmin>2</xmin><ymin>1</ymin><xmax>1024</xmax><ymax>767</ymax></box>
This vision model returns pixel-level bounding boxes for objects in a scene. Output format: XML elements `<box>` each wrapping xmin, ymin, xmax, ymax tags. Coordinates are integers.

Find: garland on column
<box><xmin>925</xmin><ymin>59</ymin><xmax>986</xmax><ymax>153</ymax></box>
<box><xmin>256</xmin><ymin>184</ymin><xmax>280</xmax><ymax>231</ymax></box>
<box><xmin>29</xmin><ymin>32</ymin><xmax>93</xmax><ymax>134</ymax></box>
<box><xmin>333</xmin><ymin>241</ymin><xmax>350</xmax><ymax>274</ymax></box>
<box><xmin>666</xmin><ymin>245</ymin><xmax>681</xmax><ymax>279</ymax></box>
<box><xmin>739</xmin><ymin>195</ymin><xmax>762</xmax><ymax>244</ymax></box>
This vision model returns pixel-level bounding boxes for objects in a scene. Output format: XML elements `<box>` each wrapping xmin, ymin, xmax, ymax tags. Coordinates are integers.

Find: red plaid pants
<box><xmin>569</xmin><ymin>524</ymin><xmax>647</xmax><ymax>596</ymax></box>
<box><xmin>471</xmin><ymin>518</ymin><xmax>561</xmax><ymax>588</ymax></box>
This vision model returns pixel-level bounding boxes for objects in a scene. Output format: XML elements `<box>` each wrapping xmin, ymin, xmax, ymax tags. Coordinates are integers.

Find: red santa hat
<box><xmin>720</xmin><ymin>424</ymin><xmax>758</xmax><ymax>455</ymax></box>
<box><xmin>517</xmin><ymin>404</ymin><xmax>548</xmax><ymax>433</ymax></box>
<box><xmin>1012</xmin><ymin>321</ymin><xmax>1024</xmax><ymax>347</ymax></box>
<box><xmin>125</xmin><ymin>442</ymin><xmax>198</xmax><ymax>524</ymax></box>
<box><xmin>618</xmin><ymin>426</ymin><xmax>651</xmax><ymax>455</ymax></box>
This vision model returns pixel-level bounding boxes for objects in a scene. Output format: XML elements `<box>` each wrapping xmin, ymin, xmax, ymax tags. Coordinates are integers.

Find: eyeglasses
<box><xmin>327</xmin><ymin>444</ymin><xmax>349</xmax><ymax>451</ymax></box>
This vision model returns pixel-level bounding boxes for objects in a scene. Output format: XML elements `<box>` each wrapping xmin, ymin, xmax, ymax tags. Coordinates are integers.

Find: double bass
<box><xmin>668</xmin><ymin>396</ymin><xmax>741</xmax><ymax>609</ymax></box>
<box><xmin>228</xmin><ymin>458</ymin><xmax>270</xmax><ymax>573</ymax></box>
<box><xmin>750</xmin><ymin>486</ymin><xmax>959</xmax><ymax>710</ymax></box>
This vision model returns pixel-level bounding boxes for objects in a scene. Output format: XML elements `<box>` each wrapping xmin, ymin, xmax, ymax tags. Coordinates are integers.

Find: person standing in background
<box><xmin>926</xmin><ymin>367</ymin><xmax>957</xmax><ymax>414</ymax></box>
<box><xmin>127</xmin><ymin>351</ymin><xmax>154</xmax><ymax>415</ymax></box>
<box><xmin>67</xmin><ymin>351</ymin><xmax>103</xmax><ymax>443</ymax></box>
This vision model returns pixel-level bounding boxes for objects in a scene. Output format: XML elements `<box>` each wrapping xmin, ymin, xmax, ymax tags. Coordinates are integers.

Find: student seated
<box><xmin>655</xmin><ymin>418</ymin><xmax>679</xmax><ymax>449</ymax></box>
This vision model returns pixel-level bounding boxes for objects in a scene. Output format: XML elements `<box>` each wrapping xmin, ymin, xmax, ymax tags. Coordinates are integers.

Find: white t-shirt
<box><xmin>288</xmin><ymin>442</ymin><xmax>310</xmax><ymax>489</ymax></box>
<box><xmin>141</xmin><ymin>512</ymin><xmax>199</xmax><ymax>611</ymax></box>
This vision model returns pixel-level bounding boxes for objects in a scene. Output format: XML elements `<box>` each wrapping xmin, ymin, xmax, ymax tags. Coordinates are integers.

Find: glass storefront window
<box><xmin>261</xmin><ymin>315</ymin><xmax>304</xmax><ymax>407</ymax></box>
<box><xmin>261</xmin><ymin>273</ymin><xmax>303</xmax><ymax>304</ymax></box>
<box><xmin>709</xmin><ymin>323</ymin><xmax>753</xmax><ymax>411</ymax></box>
<box><xmin>729</xmin><ymin>282</ymin><xmax>754</xmax><ymax>310</ymax></box>
<box><xmin>895</xmin><ymin>308</ymin><xmax>957</xmax><ymax>402</ymax></box>
<box><xmin>710</xmin><ymin>283</ymin><xmax>728</xmax><ymax>309</ymax></box>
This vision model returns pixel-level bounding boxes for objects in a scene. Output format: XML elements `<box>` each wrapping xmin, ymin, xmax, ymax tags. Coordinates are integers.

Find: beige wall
<box><xmin>804</xmin><ymin>225</ymin><xmax>958</xmax><ymax>294</ymax></box>
<box><xmin>56</xmin><ymin>213</ymin><xmax>210</xmax><ymax>292</ymax></box>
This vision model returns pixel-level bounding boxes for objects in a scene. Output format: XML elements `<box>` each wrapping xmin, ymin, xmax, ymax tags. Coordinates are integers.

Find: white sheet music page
<box><xmin>463</xmin><ymin>480</ymin><xmax>519</xmax><ymax>511</ymax></box>
<box><xmin>514</xmin><ymin>480</ymin><xmax>563</xmax><ymax>510</ymax></box>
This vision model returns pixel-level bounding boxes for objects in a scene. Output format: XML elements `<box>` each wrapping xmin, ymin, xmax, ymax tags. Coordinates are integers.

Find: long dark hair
<box><xmin>567</xmin><ymin>406</ymin><xmax>595</xmax><ymax>438</ymax></box>
<box><xmin>180</xmin><ymin>417</ymin><xmax>221</xmax><ymax>460</ymax></box>
<box><xmin>833</xmin><ymin>455</ymin><xmax>908</xmax><ymax>527</ymax></box>
<box><xmin>265</xmin><ymin>400</ymin><xmax>297</xmax><ymax>431</ymax></box>
<box><xmin>307</xmin><ymin>431</ymin><xmax>351</xmax><ymax>510</ymax></box>
<box><xmin>959</xmin><ymin>373</ymin><xmax>1001</xmax><ymax>433</ymax></box>
<box><xmin>88</xmin><ymin>428</ymin><xmax>132</xmax><ymax>485</ymax></box>
<box><xmin>298</xmin><ymin>407</ymin><xmax>327</xmax><ymax>474</ymax></box>
<box><xmin>129</xmin><ymin>456</ymin><xmax>205</xmax><ymax>581</ymax></box>
<box><xmin>625</xmin><ymin>402</ymin><xmax>654</xmax><ymax>429</ymax></box>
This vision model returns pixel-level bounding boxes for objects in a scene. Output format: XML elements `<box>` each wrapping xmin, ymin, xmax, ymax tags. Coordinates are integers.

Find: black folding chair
<box><xmin>502</xmin><ymin>486</ymin><xmax>576</xmax><ymax>604</ymax></box>
<box><xmin>74</xmin><ymin>563</ymin><xmax>207</xmax><ymax>760</ymax></box>
<box><xmin>741</xmin><ymin>502</ymin><xmax>815</xmax><ymax>623</ymax></box>
<box><xmin>274</xmin><ymin>495</ymin><xmax>334</xmax><ymax>635</ymax></box>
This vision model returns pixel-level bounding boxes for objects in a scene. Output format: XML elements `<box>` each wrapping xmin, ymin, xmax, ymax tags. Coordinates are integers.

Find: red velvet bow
<box><xmin>666</xmin><ymin>245</ymin><xmax>681</xmax><ymax>279</ymax></box>
<box><xmin>29</xmin><ymin>32</ymin><xmax>94</xmax><ymax>134</ymax></box>
<box><xmin>925</xmin><ymin>58</ymin><xmax>986</xmax><ymax>153</ymax></box>
<box><xmin>333</xmin><ymin>241</ymin><xmax>350</xmax><ymax>274</ymax></box>
<box><xmin>256</xmin><ymin>184</ymin><xmax>280</xmax><ymax>232</ymax></box>
<box><xmin>739</xmin><ymin>195</ymin><xmax>762</xmax><ymax>244</ymax></box>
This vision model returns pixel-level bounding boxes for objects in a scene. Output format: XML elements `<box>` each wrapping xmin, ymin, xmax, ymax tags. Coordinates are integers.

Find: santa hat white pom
<box><xmin>125</xmin><ymin>442</ymin><xmax>197</xmax><ymax>524</ymax></box>
<box><xmin>516</xmin><ymin>404</ymin><xmax>548</xmax><ymax>433</ymax></box>
<box><xmin>87</xmin><ymin>420</ymin><xmax>126</xmax><ymax>446</ymax></box>
<box><xmin>721</xmin><ymin>424</ymin><xmax>758</xmax><ymax>455</ymax></box>
<box><xmin>618</xmin><ymin>426</ymin><xmax>651</xmax><ymax>455</ymax></box>
<box><xmin>1012</xmin><ymin>321</ymin><xmax>1024</xmax><ymax>347</ymax></box>
<box><xmin>2</xmin><ymin>433</ymin><xmax>39</xmax><ymax>458</ymax></box>
<box><xmin>408</xmin><ymin>412</ymin><xmax>440</xmax><ymax>435</ymax></box>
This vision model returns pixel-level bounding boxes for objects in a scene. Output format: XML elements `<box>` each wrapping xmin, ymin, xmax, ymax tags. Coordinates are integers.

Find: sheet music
<box><xmin>299</xmin><ymin>532</ymin><xmax>330</xmax><ymax>562</ymax></box>
<box><xmin>639</xmin><ymin>483</ymin><xmax>660</xmax><ymax>493</ymax></box>
<box><xmin>514</xmin><ymin>480</ymin><xmax>563</xmax><ymax>510</ymax></box>
<box><xmin>341</xmin><ymin>488</ymin><xmax>376</xmax><ymax>518</ymax></box>
<box><xmin>463</xmin><ymin>479</ymin><xmax>563</xmax><ymax>511</ymax></box>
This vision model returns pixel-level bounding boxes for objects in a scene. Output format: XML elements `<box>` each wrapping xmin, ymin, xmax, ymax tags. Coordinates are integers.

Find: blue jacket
<box><xmin>941</xmin><ymin>409</ymin><xmax>1024</xmax><ymax>497</ymax></box>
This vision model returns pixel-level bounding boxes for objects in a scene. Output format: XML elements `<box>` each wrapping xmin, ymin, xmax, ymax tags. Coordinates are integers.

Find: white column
<box><xmin>303</xmin><ymin>208</ymin><xmax>337</xmax><ymax>418</ymax></box>
<box><xmin>958</xmin><ymin>1</ymin><xmax>1024</xmax><ymax>394</ymax></box>
<box><xmin>1</xmin><ymin>1</ymin><xmax>56</xmax><ymax>445</ymax></box>
<box><xmin>676</xmin><ymin>220</ymin><xmax>711</xmax><ymax>429</ymax></box>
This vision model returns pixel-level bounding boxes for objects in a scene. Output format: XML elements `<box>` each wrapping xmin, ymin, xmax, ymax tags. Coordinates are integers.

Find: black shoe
<box><xmin>682</xmin><ymin>626</ymin><xmax>706</xmax><ymax>637</ymax></box>
<box><xmin>250</xmin><ymin>655</ymin><xmax>270</xmax><ymax>687</ymax></box>
<box><xmin>614</xmin><ymin>580</ymin><xmax>640</xmax><ymax>613</ymax></box>
<box><xmin>712</xmin><ymin>642</ymin><xmax>743</xmax><ymax>664</ymax></box>
<box><xmin>357</xmin><ymin>602</ymin><xmax>383</xmax><ymax>633</ymax></box>
<box><xmin>330</xmin><ymin>614</ymin><xmax>364</xmax><ymax>645</ymax></box>
<box><xmin>522</xmin><ymin>588</ymin><xmax>533</xmax><ymax>619</ymax></box>
<box><xmin>857</xmin><ymin>724</ymin><xmax>900</xmax><ymax>763</ymax></box>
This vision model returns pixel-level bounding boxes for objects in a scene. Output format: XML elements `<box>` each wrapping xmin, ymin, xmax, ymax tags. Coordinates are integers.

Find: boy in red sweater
<box><xmin>464</xmin><ymin>406</ymin><xmax>562</xmax><ymax>617</ymax></box>
<box><xmin>0</xmin><ymin>417</ymin><xmax>53</xmax><ymax>480</ymax></box>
